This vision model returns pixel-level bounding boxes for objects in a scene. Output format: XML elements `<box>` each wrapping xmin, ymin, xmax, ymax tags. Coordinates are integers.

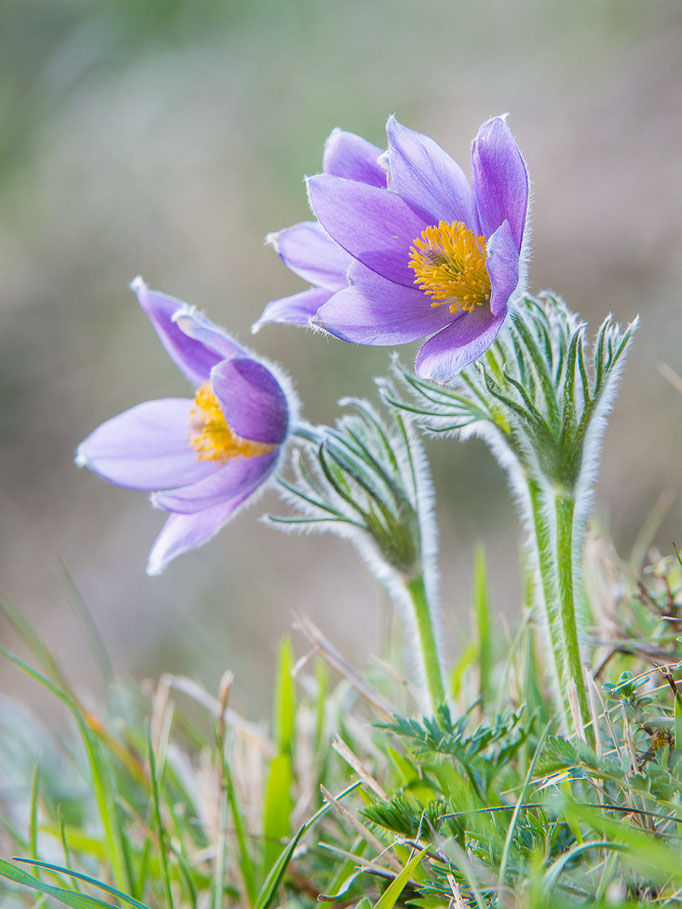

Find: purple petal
<box><xmin>271</xmin><ymin>221</ymin><xmax>351</xmax><ymax>290</ymax></box>
<box><xmin>323</xmin><ymin>128</ymin><xmax>386</xmax><ymax>186</ymax></box>
<box><xmin>471</xmin><ymin>116</ymin><xmax>528</xmax><ymax>252</ymax></box>
<box><xmin>76</xmin><ymin>399</ymin><xmax>218</xmax><ymax>491</ymax></box>
<box><xmin>486</xmin><ymin>220</ymin><xmax>520</xmax><ymax>317</ymax></box>
<box><xmin>307</xmin><ymin>174</ymin><xmax>426</xmax><ymax>287</ymax></box>
<box><xmin>415</xmin><ymin>307</ymin><xmax>507</xmax><ymax>381</ymax></box>
<box><xmin>153</xmin><ymin>451</ymin><xmax>278</xmax><ymax>514</ymax></box>
<box><xmin>253</xmin><ymin>287</ymin><xmax>332</xmax><ymax>332</ymax></box>
<box><xmin>386</xmin><ymin>116</ymin><xmax>478</xmax><ymax>230</ymax></box>
<box><xmin>314</xmin><ymin>280</ymin><xmax>453</xmax><ymax>345</ymax></box>
<box><xmin>132</xmin><ymin>278</ymin><xmax>240</xmax><ymax>385</ymax></box>
<box><xmin>172</xmin><ymin>306</ymin><xmax>244</xmax><ymax>360</ymax></box>
<box><xmin>147</xmin><ymin>496</ymin><xmax>251</xmax><ymax>575</ymax></box>
<box><xmin>211</xmin><ymin>358</ymin><xmax>288</xmax><ymax>445</ymax></box>
<box><xmin>347</xmin><ymin>258</ymin><xmax>391</xmax><ymax>286</ymax></box>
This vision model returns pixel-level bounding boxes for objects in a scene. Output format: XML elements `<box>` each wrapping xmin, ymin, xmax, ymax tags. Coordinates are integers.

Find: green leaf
<box><xmin>222</xmin><ymin>750</ymin><xmax>258</xmax><ymax>907</ymax></box>
<box><xmin>255</xmin><ymin>781</ymin><xmax>361</xmax><ymax>909</ymax></box>
<box><xmin>674</xmin><ymin>682</ymin><xmax>682</xmax><ymax>753</ymax></box>
<box><xmin>450</xmin><ymin>641</ymin><xmax>476</xmax><ymax>699</ymax></box>
<box><xmin>385</xmin><ymin>746</ymin><xmax>418</xmax><ymax>786</ymax></box>
<box><xmin>362</xmin><ymin>793</ymin><xmax>448</xmax><ymax>839</ymax></box>
<box><xmin>0</xmin><ymin>648</ymin><xmax>128</xmax><ymax>891</ymax></box>
<box><xmin>0</xmin><ymin>598</ymin><xmax>73</xmax><ymax>694</ymax></box>
<box><xmin>322</xmin><ymin>840</ymin><xmax>367</xmax><ymax>900</ymax></box>
<box><xmin>497</xmin><ymin>721</ymin><xmax>551</xmax><ymax>889</ymax></box>
<box><xmin>564</xmin><ymin>803</ymin><xmax>682</xmax><ymax>881</ymax></box>
<box><xmin>254</xmin><ymin>820</ymin><xmax>305</xmax><ymax>909</ymax></box>
<box><xmin>11</xmin><ymin>860</ymin><xmax>150</xmax><ymax>909</ymax></box>
<box><xmin>373</xmin><ymin>847</ymin><xmax>428</xmax><ymax>909</ymax></box>
<box><xmin>541</xmin><ymin>841</ymin><xmax>625</xmax><ymax>898</ymax></box>
<box><xmin>0</xmin><ymin>859</ymin><xmax>127</xmax><ymax>909</ymax></box>
<box><xmin>262</xmin><ymin>753</ymin><xmax>293</xmax><ymax>876</ymax></box>
<box><xmin>273</xmin><ymin>637</ymin><xmax>296</xmax><ymax>757</ymax></box>
<box><xmin>147</xmin><ymin>731</ymin><xmax>175</xmax><ymax>909</ymax></box>
<box><xmin>534</xmin><ymin>735</ymin><xmax>580</xmax><ymax>774</ymax></box>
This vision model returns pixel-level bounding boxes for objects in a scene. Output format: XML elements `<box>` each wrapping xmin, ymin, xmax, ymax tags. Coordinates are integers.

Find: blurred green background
<box><xmin>2</xmin><ymin>0</ymin><xmax>681</xmax><ymax>715</ymax></box>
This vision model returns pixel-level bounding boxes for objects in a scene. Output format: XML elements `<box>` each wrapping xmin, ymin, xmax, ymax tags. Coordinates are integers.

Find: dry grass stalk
<box><xmin>319</xmin><ymin>784</ymin><xmax>402</xmax><ymax>872</ymax></box>
<box><xmin>332</xmin><ymin>736</ymin><xmax>387</xmax><ymax>800</ymax></box>
<box><xmin>294</xmin><ymin>615</ymin><xmax>396</xmax><ymax>720</ymax></box>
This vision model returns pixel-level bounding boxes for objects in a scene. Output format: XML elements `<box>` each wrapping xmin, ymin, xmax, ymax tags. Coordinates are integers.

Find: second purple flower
<box><xmin>255</xmin><ymin>115</ymin><xmax>530</xmax><ymax>381</ymax></box>
<box><xmin>77</xmin><ymin>279</ymin><xmax>294</xmax><ymax>574</ymax></box>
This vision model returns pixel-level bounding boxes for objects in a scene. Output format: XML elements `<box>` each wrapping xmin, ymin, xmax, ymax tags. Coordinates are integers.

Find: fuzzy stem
<box><xmin>404</xmin><ymin>574</ymin><xmax>446</xmax><ymax>712</ymax></box>
<box><xmin>526</xmin><ymin>477</ymin><xmax>572</xmax><ymax>731</ymax></box>
<box><xmin>554</xmin><ymin>491</ymin><xmax>592</xmax><ymax>742</ymax></box>
<box><xmin>526</xmin><ymin>477</ymin><xmax>592</xmax><ymax>742</ymax></box>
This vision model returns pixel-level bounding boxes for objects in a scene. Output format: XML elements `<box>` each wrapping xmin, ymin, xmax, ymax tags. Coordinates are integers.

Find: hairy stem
<box><xmin>526</xmin><ymin>477</ymin><xmax>571</xmax><ymax>731</ymax></box>
<box><xmin>404</xmin><ymin>574</ymin><xmax>446</xmax><ymax>712</ymax></box>
<box><xmin>554</xmin><ymin>491</ymin><xmax>592</xmax><ymax>742</ymax></box>
<box><xmin>526</xmin><ymin>478</ymin><xmax>592</xmax><ymax>742</ymax></box>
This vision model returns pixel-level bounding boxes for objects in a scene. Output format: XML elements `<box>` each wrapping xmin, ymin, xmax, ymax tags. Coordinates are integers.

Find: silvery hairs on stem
<box><xmin>265</xmin><ymin>396</ymin><xmax>447</xmax><ymax>713</ymax></box>
<box><xmin>383</xmin><ymin>293</ymin><xmax>638</xmax><ymax>736</ymax></box>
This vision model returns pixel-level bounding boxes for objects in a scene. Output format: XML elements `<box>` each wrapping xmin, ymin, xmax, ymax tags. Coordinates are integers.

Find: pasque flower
<box><xmin>77</xmin><ymin>278</ymin><xmax>293</xmax><ymax>575</ymax></box>
<box><xmin>255</xmin><ymin>116</ymin><xmax>529</xmax><ymax>381</ymax></box>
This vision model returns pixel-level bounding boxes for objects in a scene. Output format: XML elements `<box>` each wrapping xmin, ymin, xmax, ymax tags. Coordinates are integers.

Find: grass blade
<box><xmin>497</xmin><ymin>721</ymin><xmax>551</xmax><ymax>889</ymax></box>
<box><xmin>14</xmin><ymin>860</ymin><xmax>150</xmax><ymax>909</ymax></box>
<box><xmin>1</xmin><ymin>647</ymin><xmax>128</xmax><ymax>891</ymax></box>
<box><xmin>262</xmin><ymin>753</ymin><xmax>293</xmax><ymax>876</ymax></box>
<box><xmin>255</xmin><ymin>781</ymin><xmax>361</xmax><ymax>909</ymax></box>
<box><xmin>0</xmin><ymin>859</ymin><xmax>123</xmax><ymax>909</ymax></box>
<box><xmin>373</xmin><ymin>847</ymin><xmax>429</xmax><ymax>909</ymax></box>
<box><xmin>273</xmin><ymin>637</ymin><xmax>296</xmax><ymax>757</ymax></box>
<box><xmin>147</xmin><ymin>730</ymin><xmax>175</xmax><ymax>909</ymax></box>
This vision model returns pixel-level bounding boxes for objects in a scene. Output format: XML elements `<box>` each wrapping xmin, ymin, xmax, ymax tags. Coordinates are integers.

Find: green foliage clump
<box><xmin>3</xmin><ymin>549</ymin><xmax>682</xmax><ymax>907</ymax></box>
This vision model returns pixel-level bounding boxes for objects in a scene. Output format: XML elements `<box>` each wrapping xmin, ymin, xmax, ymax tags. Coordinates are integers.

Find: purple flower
<box><xmin>77</xmin><ymin>278</ymin><xmax>294</xmax><ymax>575</ymax></box>
<box><xmin>255</xmin><ymin>116</ymin><xmax>529</xmax><ymax>382</ymax></box>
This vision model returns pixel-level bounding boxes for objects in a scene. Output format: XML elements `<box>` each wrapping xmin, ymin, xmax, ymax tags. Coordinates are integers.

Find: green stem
<box><xmin>527</xmin><ymin>478</ymin><xmax>571</xmax><ymax>730</ymax></box>
<box><xmin>404</xmin><ymin>574</ymin><xmax>445</xmax><ymax>712</ymax></box>
<box><xmin>554</xmin><ymin>491</ymin><xmax>592</xmax><ymax>742</ymax></box>
<box><xmin>526</xmin><ymin>478</ymin><xmax>592</xmax><ymax>742</ymax></box>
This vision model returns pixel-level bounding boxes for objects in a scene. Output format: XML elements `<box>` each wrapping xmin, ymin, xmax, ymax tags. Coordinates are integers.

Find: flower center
<box><xmin>408</xmin><ymin>220</ymin><xmax>491</xmax><ymax>314</ymax></box>
<box><xmin>189</xmin><ymin>382</ymin><xmax>274</xmax><ymax>462</ymax></box>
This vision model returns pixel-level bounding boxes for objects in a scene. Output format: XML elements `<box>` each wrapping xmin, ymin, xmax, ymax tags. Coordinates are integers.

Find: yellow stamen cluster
<box><xmin>189</xmin><ymin>382</ymin><xmax>274</xmax><ymax>462</ymax></box>
<box><xmin>409</xmin><ymin>220</ymin><xmax>491</xmax><ymax>314</ymax></box>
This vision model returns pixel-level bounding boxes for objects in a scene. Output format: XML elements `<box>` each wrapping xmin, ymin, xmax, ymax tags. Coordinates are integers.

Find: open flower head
<box><xmin>255</xmin><ymin>115</ymin><xmax>529</xmax><ymax>382</ymax></box>
<box><xmin>77</xmin><ymin>278</ymin><xmax>294</xmax><ymax>574</ymax></box>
